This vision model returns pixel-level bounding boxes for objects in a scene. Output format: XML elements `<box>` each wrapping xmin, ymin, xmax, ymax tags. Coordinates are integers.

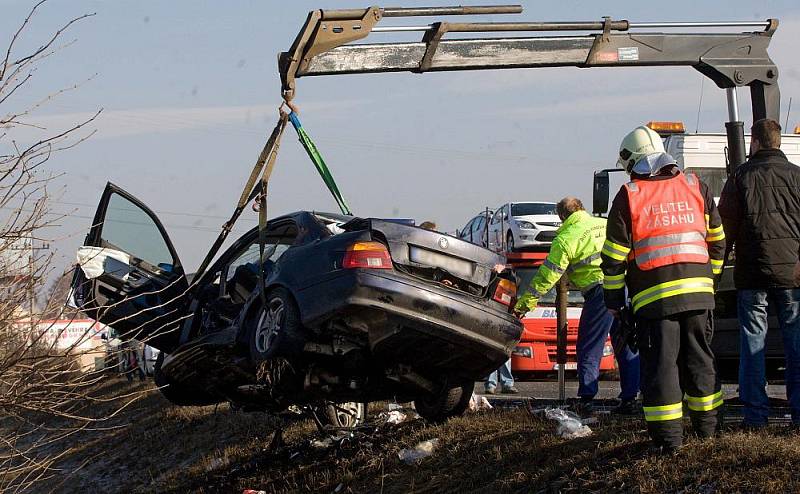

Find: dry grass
<box><xmin>11</xmin><ymin>379</ymin><xmax>800</xmax><ymax>493</ymax></box>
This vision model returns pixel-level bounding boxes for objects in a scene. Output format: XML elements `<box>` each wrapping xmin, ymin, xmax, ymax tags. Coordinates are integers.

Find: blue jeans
<box><xmin>577</xmin><ymin>285</ymin><xmax>640</xmax><ymax>401</ymax></box>
<box><xmin>738</xmin><ymin>288</ymin><xmax>800</xmax><ymax>425</ymax></box>
<box><xmin>485</xmin><ymin>358</ymin><xmax>514</xmax><ymax>389</ymax></box>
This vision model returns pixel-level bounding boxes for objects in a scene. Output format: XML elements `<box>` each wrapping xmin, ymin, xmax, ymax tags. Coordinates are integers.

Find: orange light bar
<box><xmin>647</xmin><ymin>121</ymin><xmax>686</xmax><ymax>134</ymax></box>
<box><xmin>794</xmin><ymin>125</ymin><xmax>800</xmax><ymax>135</ymax></box>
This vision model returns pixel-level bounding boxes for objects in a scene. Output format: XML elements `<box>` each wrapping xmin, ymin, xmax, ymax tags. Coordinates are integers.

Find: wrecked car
<box><xmin>71</xmin><ymin>183</ymin><xmax>522</xmax><ymax>423</ymax></box>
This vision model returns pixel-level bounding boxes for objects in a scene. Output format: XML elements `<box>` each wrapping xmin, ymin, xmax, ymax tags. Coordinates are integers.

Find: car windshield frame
<box><xmin>511</xmin><ymin>203</ymin><xmax>557</xmax><ymax>217</ymax></box>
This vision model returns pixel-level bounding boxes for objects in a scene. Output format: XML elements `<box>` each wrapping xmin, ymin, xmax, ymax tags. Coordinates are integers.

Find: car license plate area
<box><xmin>553</xmin><ymin>362</ymin><xmax>577</xmax><ymax>370</ymax></box>
<box><xmin>408</xmin><ymin>245</ymin><xmax>474</xmax><ymax>280</ymax></box>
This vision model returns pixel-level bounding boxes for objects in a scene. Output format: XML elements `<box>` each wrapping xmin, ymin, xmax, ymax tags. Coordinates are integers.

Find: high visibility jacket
<box><xmin>601</xmin><ymin>170</ymin><xmax>726</xmax><ymax>318</ymax></box>
<box><xmin>516</xmin><ymin>210</ymin><xmax>606</xmax><ymax>312</ymax></box>
<box><xmin>625</xmin><ymin>173</ymin><xmax>709</xmax><ymax>270</ymax></box>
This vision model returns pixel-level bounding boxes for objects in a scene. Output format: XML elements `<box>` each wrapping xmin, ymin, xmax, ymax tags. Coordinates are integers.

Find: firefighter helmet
<box><xmin>617</xmin><ymin>126</ymin><xmax>666</xmax><ymax>172</ymax></box>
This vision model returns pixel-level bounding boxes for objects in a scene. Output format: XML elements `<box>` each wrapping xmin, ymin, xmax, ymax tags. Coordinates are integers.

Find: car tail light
<box><xmin>343</xmin><ymin>241</ymin><xmax>392</xmax><ymax>269</ymax></box>
<box><xmin>493</xmin><ymin>278</ymin><xmax>517</xmax><ymax>306</ymax></box>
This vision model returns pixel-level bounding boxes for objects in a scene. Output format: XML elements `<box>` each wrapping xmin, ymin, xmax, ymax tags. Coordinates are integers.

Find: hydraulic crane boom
<box><xmin>278</xmin><ymin>5</ymin><xmax>781</xmax><ymax>138</ymax></box>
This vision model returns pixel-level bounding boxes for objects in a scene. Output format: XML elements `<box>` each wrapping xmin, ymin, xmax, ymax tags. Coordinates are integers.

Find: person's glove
<box><xmin>514</xmin><ymin>297</ymin><xmax>537</xmax><ymax>318</ymax></box>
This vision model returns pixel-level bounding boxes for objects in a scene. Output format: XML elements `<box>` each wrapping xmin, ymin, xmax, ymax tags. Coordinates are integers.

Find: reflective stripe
<box><xmin>643</xmin><ymin>402</ymin><xmax>683</xmax><ymax>422</ymax></box>
<box><xmin>567</xmin><ymin>252</ymin><xmax>600</xmax><ymax>272</ymax></box>
<box><xmin>603</xmin><ymin>273</ymin><xmax>626</xmax><ymax>290</ymax></box>
<box><xmin>711</xmin><ymin>258</ymin><xmax>724</xmax><ymax>275</ymax></box>
<box><xmin>685</xmin><ymin>391</ymin><xmax>724</xmax><ymax>412</ymax></box>
<box><xmin>602</xmin><ymin>240</ymin><xmax>630</xmax><ymax>261</ymax></box>
<box><xmin>625</xmin><ymin>181</ymin><xmax>639</xmax><ymax>192</ymax></box>
<box><xmin>706</xmin><ymin>231</ymin><xmax>725</xmax><ymax>242</ymax></box>
<box><xmin>634</xmin><ymin>244</ymin><xmax>709</xmax><ymax>266</ymax></box>
<box><xmin>542</xmin><ymin>259</ymin><xmax>565</xmax><ymax>275</ymax></box>
<box><xmin>706</xmin><ymin>224</ymin><xmax>724</xmax><ymax>235</ymax></box>
<box><xmin>631</xmin><ymin>277</ymin><xmax>715</xmax><ymax>312</ymax></box>
<box><xmin>633</xmin><ymin>231</ymin><xmax>707</xmax><ymax>249</ymax></box>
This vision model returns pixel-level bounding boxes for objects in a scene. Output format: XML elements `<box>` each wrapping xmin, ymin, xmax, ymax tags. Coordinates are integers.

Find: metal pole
<box><xmin>725</xmin><ymin>87</ymin><xmax>748</xmax><ymax>175</ymax></box>
<box><xmin>556</xmin><ymin>276</ymin><xmax>568</xmax><ymax>403</ymax></box>
<box><xmin>382</xmin><ymin>5</ymin><xmax>523</xmax><ymax>17</ymax></box>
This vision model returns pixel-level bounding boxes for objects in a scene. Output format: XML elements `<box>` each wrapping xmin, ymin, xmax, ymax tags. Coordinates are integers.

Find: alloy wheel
<box><xmin>254</xmin><ymin>297</ymin><xmax>285</xmax><ymax>354</ymax></box>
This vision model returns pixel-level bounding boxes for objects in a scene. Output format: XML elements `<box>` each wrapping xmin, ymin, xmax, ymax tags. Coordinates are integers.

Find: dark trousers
<box><xmin>638</xmin><ymin>309</ymin><xmax>720</xmax><ymax>448</ymax></box>
<box><xmin>576</xmin><ymin>285</ymin><xmax>640</xmax><ymax>400</ymax></box>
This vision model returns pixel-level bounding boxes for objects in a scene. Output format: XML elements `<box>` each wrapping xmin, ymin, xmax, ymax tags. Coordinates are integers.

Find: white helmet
<box><xmin>617</xmin><ymin>125</ymin><xmax>666</xmax><ymax>173</ymax></box>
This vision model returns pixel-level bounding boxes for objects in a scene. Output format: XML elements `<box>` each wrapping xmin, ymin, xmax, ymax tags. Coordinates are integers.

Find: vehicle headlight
<box><xmin>512</xmin><ymin>346</ymin><xmax>532</xmax><ymax>358</ymax></box>
<box><xmin>518</xmin><ymin>221</ymin><xmax>535</xmax><ymax>229</ymax></box>
<box><xmin>602</xmin><ymin>343</ymin><xmax>613</xmax><ymax>357</ymax></box>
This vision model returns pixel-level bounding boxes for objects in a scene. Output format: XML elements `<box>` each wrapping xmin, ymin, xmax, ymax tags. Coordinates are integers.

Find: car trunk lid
<box><xmin>342</xmin><ymin>218</ymin><xmax>505</xmax><ymax>289</ymax></box>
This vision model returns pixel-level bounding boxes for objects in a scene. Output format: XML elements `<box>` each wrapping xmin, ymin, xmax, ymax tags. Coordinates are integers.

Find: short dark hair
<box><xmin>752</xmin><ymin>118</ymin><xmax>782</xmax><ymax>149</ymax></box>
<box><xmin>556</xmin><ymin>197</ymin><xmax>584</xmax><ymax>219</ymax></box>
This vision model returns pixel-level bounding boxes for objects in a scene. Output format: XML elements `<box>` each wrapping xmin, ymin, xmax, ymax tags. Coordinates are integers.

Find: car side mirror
<box><xmin>593</xmin><ymin>170</ymin><xmax>610</xmax><ymax>215</ymax></box>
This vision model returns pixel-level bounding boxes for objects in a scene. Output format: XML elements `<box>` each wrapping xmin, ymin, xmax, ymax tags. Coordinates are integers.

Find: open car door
<box><xmin>71</xmin><ymin>183</ymin><xmax>189</xmax><ymax>352</ymax></box>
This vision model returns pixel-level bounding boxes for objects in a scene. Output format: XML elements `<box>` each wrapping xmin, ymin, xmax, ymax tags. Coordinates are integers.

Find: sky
<box><xmin>2</xmin><ymin>0</ymin><xmax>799</xmax><ymax>279</ymax></box>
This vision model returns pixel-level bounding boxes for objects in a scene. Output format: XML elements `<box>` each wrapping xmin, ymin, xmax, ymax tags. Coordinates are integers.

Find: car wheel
<box><xmin>249</xmin><ymin>287</ymin><xmax>306</xmax><ymax>362</ymax></box>
<box><xmin>414</xmin><ymin>382</ymin><xmax>473</xmax><ymax>423</ymax></box>
<box><xmin>506</xmin><ymin>232</ymin><xmax>515</xmax><ymax>252</ymax></box>
<box><xmin>323</xmin><ymin>402</ymin><xmax>366</xmax><ymax>428</ymax></box>
<box><xmin>153</xmin><ymin>352</ymin><xmax>220</xmax><ymax>406</ymax></box>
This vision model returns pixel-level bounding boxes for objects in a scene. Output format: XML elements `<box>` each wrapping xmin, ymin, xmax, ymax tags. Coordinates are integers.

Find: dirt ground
<box><xmin>5</xmin><ymin>377</ymin><xmax>800</xmax><ymax>493</ymax></box>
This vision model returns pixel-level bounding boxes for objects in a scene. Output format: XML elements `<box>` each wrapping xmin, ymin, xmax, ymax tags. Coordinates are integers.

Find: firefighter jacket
<box><xmin>516</xmin><ymin>210</ymin><xmax>606</xmax><ymax>312</ymax></box>
<box><xmin>601</xmin><ymin>170</ymin><xmax>726</xmax><ymax>319</ymax></box>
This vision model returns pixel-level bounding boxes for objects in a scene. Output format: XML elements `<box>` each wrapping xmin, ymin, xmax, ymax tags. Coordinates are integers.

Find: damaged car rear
<box><xmin>71</xmin><ymin>183</ymin><xmax>522</xmax><ymax>423</ymax></box>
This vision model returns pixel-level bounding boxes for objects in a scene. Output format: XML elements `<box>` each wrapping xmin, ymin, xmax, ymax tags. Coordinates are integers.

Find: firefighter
<box><xmin>516</xmin><ymin>196</ymin><xmax>640</xmax><ymax>413</ymax></box>
<box><xmin>602</xmin><ymin>125</ymin><xmax>726</xmax><ymax>452</ymax></box>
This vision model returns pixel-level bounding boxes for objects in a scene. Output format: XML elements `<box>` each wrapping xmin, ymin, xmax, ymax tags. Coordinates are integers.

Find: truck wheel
<box><xmin>248</xmin><ymin>288</ymin><xmax>306</xmax><ymax>362</ymax></box>
<box><xmin>506</xmin><ymin>232</ymin><xmax>515</xmax><ymax>252</ymax></box>
<box><xmin>414</xmin><ymin>382</ymin><xmax>472</xmax><ymax>423</ymax></box>
<box><xmin>153</xmin><ymin>352</ymin><xmax>220</xmax><ymax>406</ymax></box>
<box><xmin>323</xmin><ymin>402</ymin><xmax>366</xmax><ymax>428</ymax></box>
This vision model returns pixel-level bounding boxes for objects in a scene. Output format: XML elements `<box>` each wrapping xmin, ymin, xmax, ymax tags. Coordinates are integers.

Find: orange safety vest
<box><xmin>624</xmin><ymin>172</ymin><xmax>709</xmax><ymax>271</ymax></box>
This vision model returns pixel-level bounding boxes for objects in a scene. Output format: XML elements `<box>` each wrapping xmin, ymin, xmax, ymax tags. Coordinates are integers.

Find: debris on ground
<box><xmin>468</xmin><ymin>393</ymin><xmax>493</xmax><ymax>412</ymax></box>
<box><xmin>544</xmin><ymin>408</ymin><xmax>593</xmax><ymax>439</ymax></box>
<box><xmin>398</xmin><ymin>438</ymin><xmax>439</xmax><ymax>464</ymax></box>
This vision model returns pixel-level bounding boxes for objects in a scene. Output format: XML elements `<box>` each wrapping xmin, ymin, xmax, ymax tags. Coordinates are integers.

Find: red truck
<box><xmin>507</xmin><ymin>252</ymin><xmax>616</xmax><ymax>378</ymax></box>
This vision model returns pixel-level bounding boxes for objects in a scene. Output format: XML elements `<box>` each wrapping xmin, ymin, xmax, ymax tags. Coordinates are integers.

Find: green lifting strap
<box><xmin>288</xmin><ymin>111</ymin><xmax>352</xmax><ymax>215</ymax></box>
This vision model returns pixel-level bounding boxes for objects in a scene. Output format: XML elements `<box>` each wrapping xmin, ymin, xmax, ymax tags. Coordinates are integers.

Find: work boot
<box><xmin>501</xmin><ymin>385</ymin><xmax>519</xmax><ymax>395</ymax></box>
<box><xmin>611</xmin><ymin>399</ymin><xmax>641</xmax><ymax>416</ymax></box>
<box><xmin>484</xmin><ymin>385</ymin><xmax>497</xmax><ymax>395</ymax></box>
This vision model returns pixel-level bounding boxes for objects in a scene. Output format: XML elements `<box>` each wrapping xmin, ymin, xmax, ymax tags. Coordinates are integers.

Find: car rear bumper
<box><xmin>296</xmin><ymin>269</ymin><xmax>522</xmax><ymax>381</ymax></box>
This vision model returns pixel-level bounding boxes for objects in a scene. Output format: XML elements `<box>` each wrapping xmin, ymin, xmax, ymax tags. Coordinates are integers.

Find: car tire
<box><xmin>414</xmin><ymin>382</ymin><xmax>473</xmax><ymax>423</ymax></box>
<box><xmin>321</xmin><ymin>402</ymin><xmax>366</xmax><ymax>428</ymax></box>
<box><xmin>248</xmin><ymin>287</ymin><xmax>306</xmax><ymax>362</ymax></box>
<box><xmin>506</xmin><ymin>232</ymin><xmax>515</xmax><ymax>252</ymax></box>
<box><xmin>153</xmin><ymin>352</ymin><xmax>220</xmax><ymax>406</ymax></box>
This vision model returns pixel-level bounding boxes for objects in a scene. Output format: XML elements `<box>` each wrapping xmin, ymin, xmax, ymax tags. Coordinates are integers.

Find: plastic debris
<box><xmin>387</xmin><ymin>403</ymin><xmax>404</xmax><ymax>411</ymax></box>
<box><xmin>398</xmin><ymin>439</ymin><xmax>439</xmax><ymax>464</ymax></box>
<box><xmin>468</xmin><ymin>393</ymin><xmax>493</xmax><ymax>412</ymax></box>
<box><xmin>385</xmin><ymin>410</ymin><xmax>407</xmax><ymax>424</ymax></box>
<box><xmin>544</xmin><ymin>408</ymin><xmax>593</xmax><ymax>439</ymax></box>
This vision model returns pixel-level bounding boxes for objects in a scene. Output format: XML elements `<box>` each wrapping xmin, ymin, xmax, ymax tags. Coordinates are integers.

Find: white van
<box><xmin>663</xmin><ymin>131</ymin><xmax>800</xmax><ymax>198</ymax></box>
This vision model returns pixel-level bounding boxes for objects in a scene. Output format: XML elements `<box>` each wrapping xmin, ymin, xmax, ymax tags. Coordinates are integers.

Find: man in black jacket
<box><xmin>718</xmin><ymin>118</ymin><xmax>800</xmax><ymax>428</ymax></box>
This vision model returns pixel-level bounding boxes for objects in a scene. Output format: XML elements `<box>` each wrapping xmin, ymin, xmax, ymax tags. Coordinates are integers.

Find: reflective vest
<box><xmin>624</xmin><ymin>172</ymin><xmax>709</xmax><ymax>271</ymax></box>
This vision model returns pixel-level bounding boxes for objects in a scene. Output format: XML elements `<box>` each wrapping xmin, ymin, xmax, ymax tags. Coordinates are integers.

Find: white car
<box><xmin>487</xmin><ymin>202</ymin><xmax>560</xmax><ymax>252</ymax></box>
<box><xmin>457</xmin><ymin>211</ymin><xmax>492</xmax><ymax>248</ymax></box>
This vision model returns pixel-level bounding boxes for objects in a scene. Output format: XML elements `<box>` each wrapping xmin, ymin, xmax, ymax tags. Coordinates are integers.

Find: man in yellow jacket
<box><xmin>516</xmin><ymin>197</ymin><xmax>640</xmax><ymax>412</ymax></box>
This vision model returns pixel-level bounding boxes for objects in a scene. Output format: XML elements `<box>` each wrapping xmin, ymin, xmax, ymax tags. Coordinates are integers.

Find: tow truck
<box><xmin>506</xmin><ymin>252</ymin><xmax>615</xmax><ymax>378</ymax></box>
<box><xmin>274</xmin><ymin>3</ymin><xmax>782</xmax><ymax>400</ymax></box>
